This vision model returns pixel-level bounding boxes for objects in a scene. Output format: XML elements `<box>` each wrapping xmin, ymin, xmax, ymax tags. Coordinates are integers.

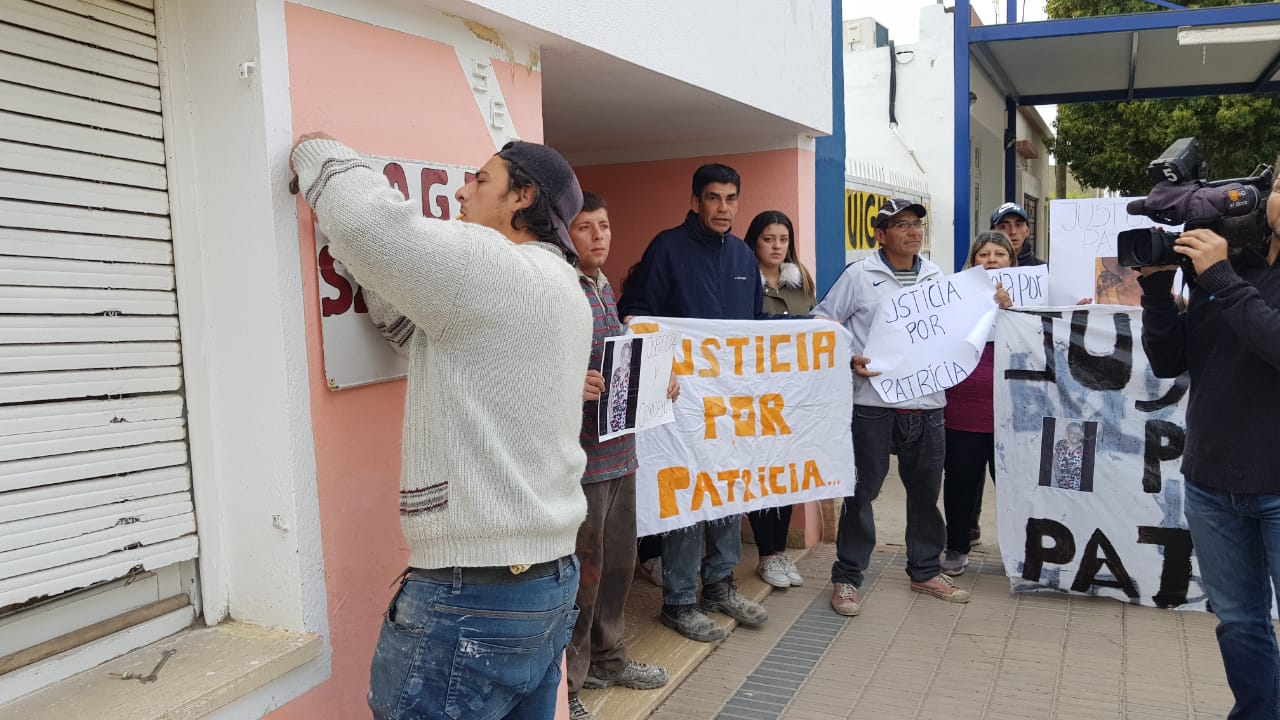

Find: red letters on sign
<box><xmin>317</xmin><ymin>246</ymin><xmax>368</xmax><ymax>317</ymax></box>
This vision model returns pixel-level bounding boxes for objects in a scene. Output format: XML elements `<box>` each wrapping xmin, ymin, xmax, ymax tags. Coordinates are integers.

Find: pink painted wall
<box><xmin>272</xmin><ymin>6</ymin><xmax>548</xmax><ymax>717</ymax></box>
<box><xmin>573</xmin><ymin>148</ymin><xmax>818</xmax><ymax>287</ymax></box>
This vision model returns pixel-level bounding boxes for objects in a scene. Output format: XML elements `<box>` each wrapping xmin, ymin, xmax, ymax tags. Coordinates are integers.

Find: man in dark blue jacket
<box><xmin>618</xmin><ymin>164</ymin><xmax>768</xmax><ymax>642</ymax></box>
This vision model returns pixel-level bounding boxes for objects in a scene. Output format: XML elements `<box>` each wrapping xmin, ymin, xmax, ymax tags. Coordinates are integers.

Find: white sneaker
<box><xmin>757</xmin><ymin>554</ymin><xmax>790</xmax><ymax>588</ymax></box>
<box><xmin>780</xmin><ymin>554</ymin><xmax>804</xmax><ymax>586</ymax></box>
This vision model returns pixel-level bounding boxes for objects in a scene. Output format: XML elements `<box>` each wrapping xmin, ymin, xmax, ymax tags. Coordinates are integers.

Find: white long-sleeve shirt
<box><xmin>293</xmin><ymin>140</ymin><xmax>590</xmax><ymax>569</ymax></box>
<box><xmin>814</xmin><ymin>251</ymin><xmax>947</xmax><ymax>410</ymax></box>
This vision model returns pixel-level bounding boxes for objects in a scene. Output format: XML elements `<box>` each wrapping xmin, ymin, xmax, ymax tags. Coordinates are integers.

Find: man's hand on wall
<box><xmin>289</xmin><ymin>131</ymin><xmax>339</xmax><ymax>173</ymax></box>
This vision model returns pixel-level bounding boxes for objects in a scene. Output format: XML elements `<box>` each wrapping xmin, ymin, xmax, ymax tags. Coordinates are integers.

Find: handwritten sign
<box><xmin>628</xmin><ymin>317</ymin><xmax>855</xmax><ymax>536</ymax></box>
<box><xmin>313</xmin><ymin>155</ymin><xmax>476</xmax><ymax>389</ymax></box>
<box><xmin>995</xmin><ymin>307</ymin><xmax>1213</xmax><ymax>611</ymax></box>
<box><xmin>988</xmin><ymin>266</ymin><xmax>1048</xmax><ymax>308</ymax></box>
<box><xmin>863</xmin><ymin>266</ymin><xmax>998</xmax><ymax>404</ymax></box>
<box><xmin>597</xmin><ymin>333</ymin><xmax>676</xmax><ymax>441</ymax></box>
<box><xmin>1047</xmin><ymin>198</ymin><xmax>1177</xmax><ymax>306</ymax></box>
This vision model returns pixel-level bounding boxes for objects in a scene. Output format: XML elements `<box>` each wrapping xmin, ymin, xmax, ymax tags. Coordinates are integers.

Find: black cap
<box><xmin>875</xmin><ymin>198</ymin><xmax>928</xmax><ymax>229</ymax></box>
<box><xmin>990</xmin><ymin>202</ymin><xmax>1029</xmax><ymax>228</ymax></box>
<box><xmin>497</xmin><ymin>141</ymin><xmax>583</xmax><ymax>263</ymax></box>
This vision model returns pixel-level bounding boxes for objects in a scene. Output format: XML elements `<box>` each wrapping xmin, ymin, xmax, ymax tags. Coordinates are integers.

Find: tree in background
<box><xmin>1048</xmin><ymin>0</ymin><xmax>1280</xmax><ymax>195</ymax></box>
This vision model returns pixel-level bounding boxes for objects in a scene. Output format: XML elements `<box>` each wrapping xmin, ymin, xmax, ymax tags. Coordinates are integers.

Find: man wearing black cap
<box><xmin>991</xmin><ymin>202</ymin><xmax>1044</xmax><ymax>267</ymax></box>
<box><xmin>291</xmin><ymin>132</ymin><xmax>592</xmax><ymax>719</ymax></box>
<box><xmin>814</xmin><ymin>198</ymin><xmax>971</xmax><ymax>617</ymax></box>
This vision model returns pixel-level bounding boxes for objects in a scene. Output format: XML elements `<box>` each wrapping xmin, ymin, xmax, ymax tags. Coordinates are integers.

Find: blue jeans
<box><xmin>1184</xmin><ymin>480</ymin><xmax>1280</xmax><ymax>719</ymax></box>
<box><xmin>832</xmin><ymin>405</ymin><xmax>946</xmax><ymax>587</ymax></box>
<box><xmin>367</xmin><ymin>557</ymin><xmax>580</xmax><ymax>720</ymax></box>
<box><xmin>661</xmin><ymin>518</ymin><xmax>742</xmax><ymax>606</ymax></box>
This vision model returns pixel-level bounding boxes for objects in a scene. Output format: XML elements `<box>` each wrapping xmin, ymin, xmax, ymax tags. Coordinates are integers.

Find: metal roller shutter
<box><xmin>0</xmin><ymin>0</ymin><xmax>197</xmax><ymax>642</ymax></box>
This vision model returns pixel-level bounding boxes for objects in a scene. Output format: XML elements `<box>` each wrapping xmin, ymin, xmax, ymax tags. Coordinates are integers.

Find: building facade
<box><xmin>841</xmin><ymin>4</ymin><xmax>1055</xmax><ymax>272</ymax></box>
<box><xmin>0</xmin><ymin>1</ymin><xmax>834</xmax><ymax>717</ymax></box>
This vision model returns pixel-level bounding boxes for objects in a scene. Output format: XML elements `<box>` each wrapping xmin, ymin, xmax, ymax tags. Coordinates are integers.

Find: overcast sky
<box><xmin>841</xmin><ymin>0</ymin><xmax>1058</xmax><ymax>131</ymax></box>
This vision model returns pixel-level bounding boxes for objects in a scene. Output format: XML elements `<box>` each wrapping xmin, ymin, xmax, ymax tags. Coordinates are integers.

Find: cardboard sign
<box><xmin>629</xmin><ymin>317</ymin><xmax>855</xmax><ymax>536</ymax></box>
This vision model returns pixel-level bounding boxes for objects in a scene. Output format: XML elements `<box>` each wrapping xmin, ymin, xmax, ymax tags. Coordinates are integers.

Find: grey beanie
<box><xmin>497</xmin><ymin>140</ymin><xmax>583</xmax><ymax>264</ymax></box>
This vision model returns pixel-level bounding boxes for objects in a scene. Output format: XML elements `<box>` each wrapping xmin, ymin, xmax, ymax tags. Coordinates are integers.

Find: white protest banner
<box><xmin>628</xmin><ymin>317</ymin><xmax>855</xmax><ymax>536</ymax></box>
<box><xmin>1047</xmin><ymin>197</ymin><xmax>1180</xmax><ymax>306</ymax></box>
<box><xmin>988</xmin><ymin>266</ymin><xmax>1049</xmax><ymax>308</ymax></box>
<box><xmin>313</xmin><ymin>156</ymin><xmax>475</xmax><ymax>389</ymax></box>
<box><xmin>995</xmin><ymin>307</ymin><xmax>1207</xmax><ymax>611</ymax></box>
<box><xmin>863</xmin><ymin>266</ymin><xmax>998</xmax><ymax>404</ymax></box>
<box><xmin>597</xmin><ymin>334</ymin><xmax>677</xmax><ymax>441</ymax></box>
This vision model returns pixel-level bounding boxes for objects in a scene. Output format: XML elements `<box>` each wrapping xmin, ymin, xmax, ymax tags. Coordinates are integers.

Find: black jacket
<box><xmin>1016</xmin><ymin>242</ymin><xmax>1046</xmax><ymax>267</ymax></box>
<box><xmin>618</xmin><ymin>211</ymin><xmax>763</xmax><ymax>320</ymax></box>
<box><xmin>1140</xmin><ymin>259</ymin><xmax>1280</xmax><ymax>493</ymax></box>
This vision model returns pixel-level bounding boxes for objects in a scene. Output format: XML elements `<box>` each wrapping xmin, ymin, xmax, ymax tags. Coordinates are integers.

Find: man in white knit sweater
<box><xmin>292</xmin><ymin>132</ymin><xmax>592</xmax><ymax>720</ymax></box>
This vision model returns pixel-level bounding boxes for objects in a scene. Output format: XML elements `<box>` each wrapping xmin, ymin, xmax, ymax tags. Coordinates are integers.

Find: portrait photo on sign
<box><xmin>598</xmin><ymin>337</ymin><xmax>643</xmax><ymax>439</ymax></box>
<box><xmin>1038</xmin><ymin>417</ymin><xmax>1099</xmax><ymax>492</ymax></box>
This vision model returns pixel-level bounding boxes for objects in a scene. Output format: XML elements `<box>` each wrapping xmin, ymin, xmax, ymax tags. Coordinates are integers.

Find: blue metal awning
<box><xmin>973</xmin><ymin>5</ymin><xmax>1280</xmax><ymax>105</ymax></box>
<box><xmin>952</xmin><ymin>1</ymin><xmax>1280</xmax><ymax>270</ymax></box>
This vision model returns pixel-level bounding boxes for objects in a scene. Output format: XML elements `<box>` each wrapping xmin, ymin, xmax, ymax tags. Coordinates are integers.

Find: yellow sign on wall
<box><xmin>844</xmin><ymin>188</ymin><xmax>893</xmax><ymax>253</ymax></box>
<box><xmin>843</xmin><ymin>185</ymin><xmax>931</xmax><ymax>263</ymax></box>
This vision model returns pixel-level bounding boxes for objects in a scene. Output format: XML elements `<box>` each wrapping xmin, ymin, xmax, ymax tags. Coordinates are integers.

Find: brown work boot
<box><xmin>911</xmin><ymin>573</ymin><xmax>971</xmax><ymax>603</ymax></box>
<box><xmin>831</xmin><ymin>582</ymin><xmax>861</xmax><ymax>616</ymax></box>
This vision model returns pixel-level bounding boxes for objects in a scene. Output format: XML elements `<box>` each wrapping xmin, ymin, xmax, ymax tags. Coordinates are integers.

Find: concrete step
<box><xmin>579</xmin><ymin>547</ymin><xmax>812</xmax><ymax>720</ymax></box>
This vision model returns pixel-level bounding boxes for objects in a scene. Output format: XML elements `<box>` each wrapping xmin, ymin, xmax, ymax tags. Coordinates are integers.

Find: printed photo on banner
<box><xmin>863</xmin><ymin>266</ymin><xmax>999</xmax><ymax>403</ymax></box>
<box><xmin>994</xmin><ymin>307</ymin><xmax>1212</xmax><ymax>611</ymax></box>
<box><xmin>628</xmin><ymin>317</ymin><xmax>855</xmax><ymax>536</ymax></box>
<box><xmin>596</xmin><ymin>333</ymin><xmax>678</xmax><ymax>441</ymax></box>
<box><xmin>1038</xmin><ymin>417</ymin><xmax>1099</xmax><ymax>493</ymax></box>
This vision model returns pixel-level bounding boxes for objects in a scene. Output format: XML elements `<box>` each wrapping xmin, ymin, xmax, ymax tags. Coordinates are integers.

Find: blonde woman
<box><xmin>941</xmin><ymin>232</ymin><xmax>1014</xmax><ymax>576</ymax></box>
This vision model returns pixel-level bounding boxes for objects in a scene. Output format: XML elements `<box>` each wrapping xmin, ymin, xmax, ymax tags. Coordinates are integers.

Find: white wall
<box><xmin>158</xmin><ymin>0</ymin><xmax>327</xmax><ymax>635</ymax></box>
<box><xmin>970</xmin><ymin>62</ymin><xmax>1004</xmax><ymax>249</ymax></box>
<box><xmin>843</xmin><ymin>4</ymin><xmax>955</xmax><ymax>271</ymax></box>
<box><xmin>460</xmin><ymin>0</ymin><xmax>833</xmax><ymax>136</ymax></box>
<box><xmin>844</xmin><ymin>3</ymin><xmax>1049</xmax><ymax>270</ymax></box>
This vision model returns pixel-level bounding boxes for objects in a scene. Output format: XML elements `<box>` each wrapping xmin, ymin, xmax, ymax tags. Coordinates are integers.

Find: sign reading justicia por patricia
<box><xmin>629</xmin><ymin>317</ymin><xmax>856</xmax><ymax>536</ymax></box>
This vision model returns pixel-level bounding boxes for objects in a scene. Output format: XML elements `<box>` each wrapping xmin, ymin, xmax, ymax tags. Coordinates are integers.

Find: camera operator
<box><xmin>1139</xmin><ymin>160</ymin><xmax>1280</xmax><ymax>719</ymax></box>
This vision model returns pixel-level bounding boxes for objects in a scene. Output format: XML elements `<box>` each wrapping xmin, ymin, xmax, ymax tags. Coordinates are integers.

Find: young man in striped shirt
<box><xmin>566</xmin><ymin>192</ymin><xmax>671</xmax><ymax>720</ymax></box>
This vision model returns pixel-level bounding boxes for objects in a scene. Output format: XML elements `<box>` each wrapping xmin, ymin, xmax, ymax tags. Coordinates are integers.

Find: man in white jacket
<box><xmin>814</xmin><ymin>199</ymin><xmax>971</xmax><ymax>616</ymax></box>
<box><xmin>291</xmin><ymin>132</ymin><xmax>592</xmax><ymax>720</ymax></box>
